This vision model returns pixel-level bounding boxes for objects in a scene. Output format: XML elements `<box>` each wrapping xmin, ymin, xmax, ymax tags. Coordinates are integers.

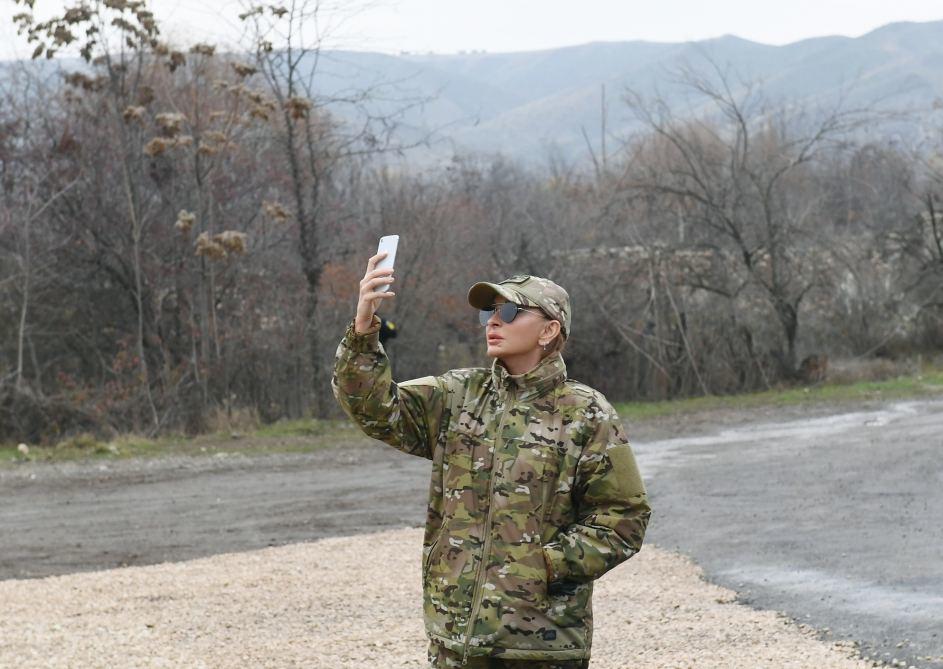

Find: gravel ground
<box><xmin>0</xmin><ymin>527</ymin><xmax>875</xmax><ymax>669</ymax></box>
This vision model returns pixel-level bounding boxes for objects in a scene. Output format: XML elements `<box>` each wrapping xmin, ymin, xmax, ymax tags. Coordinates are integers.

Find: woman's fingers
<box><xmin>366</xmin><ymin>251</ymin><xmax>388</xmax><ymax>272</ymax></box>
<box><xmin>360</xmin><ymin>269</ymin><xmax>393</xmax><ymax>286</ymax></box>
<box><xmin>357</xmin><ymin>253</ymin><xmax>394</xmax><ymax>319</ymax></box>
<box><xmin>362</xmin><ymin>275</ymin><xmax>394</xmax><ymax>292</ymax></box>
<box><xmin>361</xmin><ymin>267</ymin><xmax>394</xmax><ymax>285</ymax></box>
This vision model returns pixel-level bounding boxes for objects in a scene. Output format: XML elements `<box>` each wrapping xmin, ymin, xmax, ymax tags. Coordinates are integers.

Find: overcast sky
<box><xmin>2</xmin><ymin>0</ymin><xmax>942</xmax><ymax>60</ymax></box>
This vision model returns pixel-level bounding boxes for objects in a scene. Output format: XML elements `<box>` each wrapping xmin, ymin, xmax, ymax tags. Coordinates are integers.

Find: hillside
<box><xmin>3</xmin><ymin>20</ymin><xmax>942</xmax><ymax>164</ymax></box>
<box><xmin>305</xmin><ymin>20</ymin><xmax>943</xmax><ymax>163</ymax></box>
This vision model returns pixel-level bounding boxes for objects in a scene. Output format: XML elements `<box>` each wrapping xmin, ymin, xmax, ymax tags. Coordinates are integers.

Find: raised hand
<box><xmin>355</xmin><ymin>251</ymin><xmax>395</xmax><ymax>334</ymax></box>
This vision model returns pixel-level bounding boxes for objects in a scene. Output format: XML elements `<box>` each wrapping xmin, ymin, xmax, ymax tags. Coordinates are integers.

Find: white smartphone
<box><xmin>375</xmin><ymin>234</ymin><xmax>399</xmax><ymax>292</ymax></box>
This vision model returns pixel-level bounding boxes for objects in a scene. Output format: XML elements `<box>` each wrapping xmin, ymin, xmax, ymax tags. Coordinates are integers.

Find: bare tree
<box><xmin>622</xmin><ymin>59</ymin><xmax>871</xmax><ymax>378</ymax></box>
<box><xmin>895</xmin><ymin>148</ymin><xmax>943</xmax><ymax>339</ymax></box>
<box><xmin>0</xmin><ymin>66</ymin><xmax>80</xmax><ymax>391</ymax></box>
<box><xmin>239</xmin><ymin>0</ymin><xmax>431</xmax><ymax>416</ymax></box>
<box><xmin>14</xmin><ymin>0</ymin><xmax>165</xmax><ymax>431</ymax></box>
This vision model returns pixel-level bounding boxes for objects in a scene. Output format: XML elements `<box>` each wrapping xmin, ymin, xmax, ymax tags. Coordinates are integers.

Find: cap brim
<box><xmin>467</xmin><ymin>282</ymin><xmax>521</xmax><ymax>309</ymax></box>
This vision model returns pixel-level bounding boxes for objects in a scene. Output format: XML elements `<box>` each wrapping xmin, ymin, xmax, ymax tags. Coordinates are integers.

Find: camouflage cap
<box><xmin>467</xmin><ymin>274</ymin><xmax>571</xmax><ymax>339</ymax></box>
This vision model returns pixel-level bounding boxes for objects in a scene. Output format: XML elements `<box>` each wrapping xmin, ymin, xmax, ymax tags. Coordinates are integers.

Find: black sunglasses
<box><xmin>479</xmin><ymin>302</ymin><xmax>548</xmax><ymax>327</ymax></box>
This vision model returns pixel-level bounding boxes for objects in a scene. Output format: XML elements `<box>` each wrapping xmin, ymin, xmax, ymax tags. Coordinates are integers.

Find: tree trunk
<box><xmin>15</xmin><ymin>211</ymin><xmax>31</xmax><ymax>391</ymax></box>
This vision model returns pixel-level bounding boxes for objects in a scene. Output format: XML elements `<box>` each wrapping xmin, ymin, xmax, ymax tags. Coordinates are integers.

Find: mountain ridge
<box><xmin>306</xmin><ymin>19</ymin><xmax>943</xmax><ymax>163</ymax></box>
<box><xmin>3</xmin><ymin>19</ymin><xmax>941</xmax><ymax>164</ymax></box>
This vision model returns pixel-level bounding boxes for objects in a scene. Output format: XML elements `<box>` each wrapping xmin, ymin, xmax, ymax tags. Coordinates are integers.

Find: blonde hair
<box><xmin>540</xmin><ymin>333</ymin><xmax>566</xmax><ymax>359</ymax></box>
<box><xmin>538</xmin><ymin>310</ymin><xmax>567</xmax><ymax>359</ymax></box>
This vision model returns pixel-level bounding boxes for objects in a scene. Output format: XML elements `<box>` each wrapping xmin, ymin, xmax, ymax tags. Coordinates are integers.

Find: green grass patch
<box><xmin>613</xmin><ymin>368</ymin><xmax>943</xmax><ymax>421</ymax></box>
<box><xmin>251</xmin><ymin>417</ymin><xmax>348</xmax><ymax>438</ymax></box>
<box><xmin>0</xmin><ymin>418</ymin><xmax>358</xmax><ymax>468</ymax></box>
<box><xmin>4</xmin><ymin>367</ymin><xmax>941</xmax><ymax>468</ymax></box>
<box><xmin>0</xmin><ymin>432</ymin><xmax>187</xmax><ymax>466</ymax></box>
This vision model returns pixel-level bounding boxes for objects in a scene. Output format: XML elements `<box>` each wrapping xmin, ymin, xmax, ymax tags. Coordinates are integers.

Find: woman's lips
<box><xmin>487</xmin><ymin>335</ymin><xmax>503</xmax><ymax>342</ymax></box>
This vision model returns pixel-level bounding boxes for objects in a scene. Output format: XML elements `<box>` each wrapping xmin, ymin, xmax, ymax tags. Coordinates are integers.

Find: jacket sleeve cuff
<box><xmin>542</xmin><ymin>542</ymin><xmax>568</xmax><ymax>583</ymax></box>
<box><xmin>343</xmin><ymin>315</ymin><xmax>382</xmax><ymax>353</ymax></box>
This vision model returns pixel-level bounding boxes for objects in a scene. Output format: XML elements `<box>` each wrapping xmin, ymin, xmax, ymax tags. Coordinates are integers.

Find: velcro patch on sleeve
<box><xmin>606</xmin><ymin>443</ymin><xmax>646</xmax><ymax>498</ymax></box>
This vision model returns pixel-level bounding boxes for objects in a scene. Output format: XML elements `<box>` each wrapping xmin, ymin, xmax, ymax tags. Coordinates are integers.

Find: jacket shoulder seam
<box><xmin>563</xmin><ymin>380</ymin><xmax>609</xmax><ymax>405</ymax></box>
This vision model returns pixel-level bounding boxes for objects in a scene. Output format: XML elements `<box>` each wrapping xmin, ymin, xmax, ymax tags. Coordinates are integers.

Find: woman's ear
<box><xmin>541</xmin><ymin>319</ymin><xmax>561</xmax><ymax>343</ymax></box>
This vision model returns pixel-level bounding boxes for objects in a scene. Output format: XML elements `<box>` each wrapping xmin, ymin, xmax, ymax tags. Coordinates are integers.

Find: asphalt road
<box><xmin>635</xmin><ymin>399</ymin><xmax>943</xmax><ymax>669</ymax></box>
<box><xmin>1</xmin><ymin>398</ymin><xmax>941</xmax><ymax>668</ymax></box>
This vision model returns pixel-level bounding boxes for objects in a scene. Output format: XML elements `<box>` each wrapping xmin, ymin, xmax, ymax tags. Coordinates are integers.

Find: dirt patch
<box><xmin>0</xmin><ymin>527</ymin><xmax>874</xmax><ymax>669</ymax></box>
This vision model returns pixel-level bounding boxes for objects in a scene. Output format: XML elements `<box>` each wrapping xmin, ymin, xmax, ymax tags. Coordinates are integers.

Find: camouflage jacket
<box><xmin>331</xmin><ymin>315</ymin><xmax>651</xmax><ymax>663</ymax></box>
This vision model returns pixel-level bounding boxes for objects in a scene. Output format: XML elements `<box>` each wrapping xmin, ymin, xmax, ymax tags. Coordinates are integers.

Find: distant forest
<box><xmin>1</xmin><ymin>1</ymin><xmax>942</xmax><ymax>442</ymax></box>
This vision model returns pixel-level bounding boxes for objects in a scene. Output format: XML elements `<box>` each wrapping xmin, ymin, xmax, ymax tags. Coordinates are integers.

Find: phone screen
<box><xmin>375</xmin><ymin>235</ymin><xmax>399</xmax><ymax>291</ymax></box>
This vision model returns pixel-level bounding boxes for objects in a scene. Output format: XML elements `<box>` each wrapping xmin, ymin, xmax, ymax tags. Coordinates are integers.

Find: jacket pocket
<box><xmin>488</xmin><ymin>534</ymin><xmax>588</xmax><ymax>652</ymax></box>
<box><xmin>501</xmin><ymin>436</ymin><xmax>561</xmax><ymax>523</ymax></box>
<box><xmin>423</xmin><ymin>531</ymin><xmax>443</xmax><ymax>582</ymax></box>
<box><xmin>545</xmin><ymin>578</ymin><xmax>593</xmax><ymax>639</ymax></box>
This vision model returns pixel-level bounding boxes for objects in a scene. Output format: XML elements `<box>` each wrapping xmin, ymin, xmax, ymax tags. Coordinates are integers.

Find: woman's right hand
<box><xmin>355</xmin><ymin>251</ymin><xmax>395</xmax><ymax>334</ymax></box>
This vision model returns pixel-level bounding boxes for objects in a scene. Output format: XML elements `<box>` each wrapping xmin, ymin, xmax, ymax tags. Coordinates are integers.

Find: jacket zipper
<box><xmin>461</xmin><ymin>385</ymin><xmax>516</xmax><ymax>665</ymax></box>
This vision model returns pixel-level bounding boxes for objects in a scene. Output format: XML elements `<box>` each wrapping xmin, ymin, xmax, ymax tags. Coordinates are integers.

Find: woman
<box><xmin>331</xmin><ymin>252</ymin><xmax>651</xmax><ymax>669</ymax></box>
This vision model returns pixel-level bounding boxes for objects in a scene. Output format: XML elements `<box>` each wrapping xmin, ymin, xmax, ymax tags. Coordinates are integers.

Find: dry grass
<box><xmin>825</xmin><ymin>356</ymin><xmax>922</xmax><ymax>385</ymax></box>
<box><xmin>203</xmin><ymin>405</ymin><xmax>262</xmax><ymax>434</ymax></box>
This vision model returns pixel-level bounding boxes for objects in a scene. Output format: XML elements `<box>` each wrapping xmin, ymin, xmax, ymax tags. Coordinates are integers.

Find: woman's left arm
<box><xmin>542</xmin><ymin>403</ymin><xmax>652</xmax><ymax>585</ymax></box>
<box><xmin>331</xmin><ymin>315</ymin><xmax>448</xmax><ymax>460</ymax></box>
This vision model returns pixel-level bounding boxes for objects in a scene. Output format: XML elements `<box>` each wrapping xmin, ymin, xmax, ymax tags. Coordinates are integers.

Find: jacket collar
<box><xmin>490</xmin><ymin>351</ymin><xmax>567</xmax><ymax>402</ymax></box>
